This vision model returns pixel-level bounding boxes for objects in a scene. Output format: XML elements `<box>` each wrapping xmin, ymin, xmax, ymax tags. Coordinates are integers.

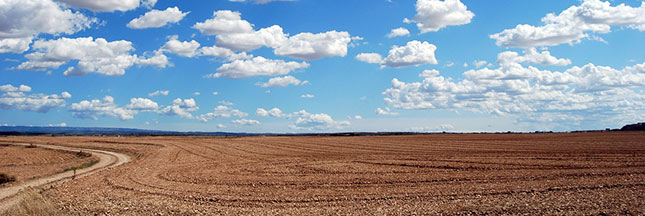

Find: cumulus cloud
<box><xmin>490</xmin><ymin>0</ymin><xmax>645</xmax><ymax>48</ymax></box>
<box><xmin>206</xmin><ymin>56</ymin><xmax>309</xmax><ymax>78</ymax></box>
<box><xmin>255</xmin><ymin>108</ymin><xmax>349</xmax><ymax>130</ymax></box>
<box><xmin>290</xmin><ymin>110</ymin><xmax>350</xmax><ymax>130</ymax></box>
<box><xmin>125</xmin><ymin>98</ymin><xmax>159</xmax><ymax>111</ymax></box>
<box><xmin>0</xmin><ymin>0</ymin><xmax>96</xmax><ymax>53</ymax></box>
<box><xmin>300</xmin><ymin>94</ymin><xmax>315</xmax><ymax>98</ymax></box>
<box><xmin>498</xmin><ymin>48</ymin><xmax>572</xmax><ymax>66</ymax></box>
<box><xmin>404</xmin><ymin>0</ymin><xmax>474</xmax><ymax>33</ymax></box>
<box><xmin>148</xmin><ymin>90</ymin><xmax>169</xmax><ymax>97</ymax></box>
<box><xmin>256</xmin><ymin>75</ymin><xmax>308</xmax><ymax>87</ymax></box>
<box><xmin>200</xmin><ymin>45</ymin><xmax>235</xmax><ymax>59</ymax></box>
<box><xmin>387</xmin><ymin>27</ymin><xmax>410</xmax><ymax>38</ymax></box>
<box><xmin>193</xmin><ymin>10</ymin><xmax>286</xmax><ymax>51</ymax></box>
<box><xmin>197</xmin><ymin>105</ymin><xmax>248</xmax><ymax>122</ymax></box>
<box><xmin>382</xmin><ymin>53</ymin><xmax>645</xmax><ymax>127</ymax></box>
<box><xmin>158</xmin><ymin>98</ymin><xmax>199</xmax><ymax>119</ymax></box>
<box><xmin>355</xmin><ymin>53</ymin><xmax>384</xmax><ymax>64</ymax></box>
<box><xmin>127</xmin><ymin>7</ymin><xmax>188</xmax><ymax>29</ymax></box>
<box><xmin>160</xmin><ymin>36</ymin><xmax>201</xmax><ymax>57</ymax></box>
<box><xmin>357</xmin><ymin>40</ymin><xmax>438</xmax><ymax>68</ymax></box>
<box><xmin>473</xmin><ymin>60</ymin><xmax>487</xmax><ymax>68</ymax></box>
<box><xmin>0</xmin><ymin>84</ymin><xmax>70</xmax><ymax>113</ymax></box>
<box><xmin>69</xmin><ymin>96</ymin><xmax>138</xmax><ymax>120</ymax></box>
<box><xmin>137</xmin><ymin>50</ymin><xmax>170</xmax><ymax>68</ymax></box>
<box><xmin>15</xmin><ymin>37</ymin><xmax>164</xmax><ymax>76</ymax></box>
<box><xmin>376</xmin><ymin>107</ymin><xmax>399</xmax><ymax>116</ymax></box>
<box><xmin>232</xmin><ymin>119</ymin><xmax>260</xmax><ymax>126</ymax></box>
<box><xmin>58</xmin><ymin>0</ymin><xmax>157</xmax><ymax>12</ymax></box>
<box><xmin>256</xmin><ymin>107</ymin><xmax>285</xmax><ymax>117</ymax></box>
<box><xmin>193</xmin><ymin>10</ymin><xmax>353</xmax><ymax>60</ymax></box>
<box><xmin>273</xmin><ymin>31</ymin><xmax>352</xmax><ymax>60</ymax></box>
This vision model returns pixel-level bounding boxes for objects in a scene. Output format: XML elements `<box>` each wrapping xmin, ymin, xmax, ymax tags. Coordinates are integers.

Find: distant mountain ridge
<box><xmin>620</xmin><ymin>122</ymin><xmax>645</xmax><ymax>131</ymax></box>
<box><xmin>0</xmin><ymin>126</ymin><xmax>252</xmax><ymax>136</ymax></box>
<box><xmin>1</xmin><ymin>122</ymin><xmax>643</xmax><ymax>136</ymax></box>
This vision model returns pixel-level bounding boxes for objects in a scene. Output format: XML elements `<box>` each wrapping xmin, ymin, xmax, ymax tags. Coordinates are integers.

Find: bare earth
<box><xmin>0</xmin><ymin>144</ymin><xmax>96</xmax><ymax>183</ymax></box>
<box><xmin>0</xmin><ymin>132</ymin><xmax>644</xmax><ymax>215</ymax></box>
<box><xmin>0</xmin><ymin>142</ymin><xmax>130</xmax><ymax>212</ymax></box>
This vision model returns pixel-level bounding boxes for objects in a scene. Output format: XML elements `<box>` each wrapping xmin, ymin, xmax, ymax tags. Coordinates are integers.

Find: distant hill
<box><xmin>621</xmin><ymin>122</ymin><xmax>645</xmax><ymax>131</ymax></box>
<box><xmin>0</xmin><ymin>126</ymin><xmax>251</xmax><ymax>136</ymax></box>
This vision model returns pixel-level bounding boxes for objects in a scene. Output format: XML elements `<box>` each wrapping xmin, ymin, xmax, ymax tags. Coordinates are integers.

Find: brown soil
<box><xmin>1</xmin><ymin>132</ymin><xmax>644</xmax><ymax>215</ymax></box>
<box><xmin>0</xmin><ymin>144</ymin><xmax>96</xmax><ymax>185</ymax></box>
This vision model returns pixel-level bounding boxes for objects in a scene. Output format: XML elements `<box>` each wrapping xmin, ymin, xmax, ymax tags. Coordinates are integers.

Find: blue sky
<box><xmin>1</xmin><ymin>0</ymin><xmax>644</xmax><ymax>132</ymax></box>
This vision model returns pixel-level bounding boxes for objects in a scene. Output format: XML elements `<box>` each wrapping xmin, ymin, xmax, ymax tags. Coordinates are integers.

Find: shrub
<box><xmin>0</xmin><ymin>173</ymin><xmax>16</xmax><ymax>184</ymax></box>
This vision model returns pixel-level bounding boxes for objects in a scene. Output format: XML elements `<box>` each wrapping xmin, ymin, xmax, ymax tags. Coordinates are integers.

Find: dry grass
<box><xmin>5</xmin><ymin>188</ymin><xmax>61</xmax><ymax>216</ymax></box>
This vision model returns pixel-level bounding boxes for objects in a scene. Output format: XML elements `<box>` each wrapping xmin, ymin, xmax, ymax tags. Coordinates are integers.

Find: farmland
<box><xmin>0</xmin><ymin>144</ymin><xmax>96</xmax><ymax>185</ymax></box>
<box><xmin>1</xmin><ymin>132</ymin><xmax>644</xmax><ymax>214</ymax></box>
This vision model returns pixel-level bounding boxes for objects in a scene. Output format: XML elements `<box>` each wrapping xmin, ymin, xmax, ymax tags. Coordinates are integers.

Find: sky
<box><xmin>1</xmin><ymin>0</ymin><xmax>644</xmax><ymax>133</ymax></box>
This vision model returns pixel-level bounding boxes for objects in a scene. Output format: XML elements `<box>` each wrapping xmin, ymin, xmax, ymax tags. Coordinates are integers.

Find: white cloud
<box><xmin>207</xmin><ymin>56</ymin><xmax>309</xmax><ymax>78</ymax></box>
<box><xmin>300</xmin><ymin>94</ymin><xmax>315</xmax><ymax>98</ymax></box>
<box><xmin>404</xmin><ymin>0</ymin><xmax>474</xmax><ymax>33</ymax></box>
<box><xmin>193</xmin><ymin>10</ymin><xmax>254</xmax><ymax>35</ymax></box>
<box><xmin>200</xmin><ymin>45</ymin><xmax>234</xmax><ymax>58</ymax></box>
<box><xmin>125</xmin><ymin>98</ymin><xmax>159</xmax><ymax>112</ymax></box>
<box><xmin>357</xmin><ymin>41</ymin><xmax>438</xmax><ymax>68</ymax></box>
<box><xmin>58</xmin><ymin>0</ymin><xmax>157</xmax><ymax>12</ymax></box>
<box><xmin>376</xmin><ymin>107</ymin><xmax>399</xmax><ymax>116</ymax></box>
<box><xmin>158</xmin><ymin>98</ymin><xmax>199</xmax><ymax>119</ymax></box>
<box><xmin>194</xmin><ymin>10</ymin><xmax>354</xmax><ymax>60</ymax></box>
<box><xmin>274</xmin><ymin>31</ymin><xmax>352</xmax><ymax>60</ymax></box>
<box><xmin>410</xmin><ymin>124</ymin><xmax>454</xmax><ymax>132</ymax></box>
<box><xmin>15</xmin><ymin>37</ymin><xmax>164</xmax><ymax>76</ymax></box>
<box><xmin>212</xmin><ymin>91</ymin><xmax>219</xmax><ymax>96</ymax></box>
<box><xmin>219</xmin><ymin>101</ymin><xmax>234</xmax><ymax>106</ymax></box>
<box><xmin>148</xmin><ymin>90</ymin><xmax>169</xmax><ymax>97</ymax></box>
<box><xmin>48</xmin><ymin>122</ymin><xmax>67</xmax><ymax>127</ymax></box>
<box><xmin>383</xmin><ymin>55</ymin><xmax>645</xmax><ymax>128</ymax></box>
<box><xmin>387</xmin><ymin>27</ymin><xmax>410</xmax><ymax>38</ymax></box>
<box><xmin>0</xmin><ymin>0</ymin><xmax>96</xmax><ymax>53</ymax></box>
<box><xmin>127</xmin><ymin>7</ymin><xmax>188</xmax><ymax>29</ymax></box>
<box><xmin>355</xmin><ymin>53</ymin><xmax>384</xmax><ymax>64</ymax></box>
<box><xmin>69</xmin><ymin>96</ymin><xmax>137</xmax><ymax>120</ymax></box>
<box><xmin>256</xmin><ymin>75</ymin><xmax>308</xmax><ymax>87</ymax></box>
<box><xmin>198</xmin><ymin>105</ymin><xmax>248</xmax><ymax>122</ymax></box>
<box><xmin>161</xmin><ymin>36</ymin><xmax>201</xmax><ymax>57</ymax></box>
<box><xmin>498</xmin><ymin>48</ymin><xmax>571</xmax><ymax>66</ymax></box>
<box><xmin>490</xmin><ymin>0</ymin><xmax>645</xmax><ymax>48</ymax></box>
<box><xmin>0</xmin><ymin>84</ymin><xmax>70</xmax><ymax>113</ymax></box>
<box><xmin>193</xmin><ymin>10</ymin><xmax>287</xmax><ymax>51</ymax></box>
<box><xmin>232</xmin><ymin>119</ymin><xmax>260</xmax><ymax>126</ymax></box>
<box><xmin>256</xmin><ymin>107</ymin><xmax>285</xmax><ymax>117</ymax></box>
<box><xmin>290</xmin><ymin>110</ymin><xmax>350</xmax><ymax>130</ymax></box>
<box><xmin>137</xmin><ymin>50</ymin><xmax>170</xmax><ymax>68</ymax></box>
<box><xmin>193</xmin><ymin>92</ymin><xmax>200</xmax><ymax>96</ymax></box>
<box><xmin>256</xmin><ymin>108</ymin><xmax>350</xmax><ymax>130</ymax></box>
<box><xmin>473</xmin><ymin>60</ymin><xmax>487</xmax><ymax>68</ymax></box>
<box><xmin>354</xmin><ymin>115</ymin><xmax>362</xmax><ymax>120</ymax></box>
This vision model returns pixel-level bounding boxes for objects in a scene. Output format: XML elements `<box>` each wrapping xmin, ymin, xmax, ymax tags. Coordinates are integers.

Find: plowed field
<box><xmin>1</xmin><ymin>132</ymin><xmax>644</xmax><ymax>214</ymax></box>
<box><xmin>0</xmin><ymin>144</ymin><xmax>96</xmax><ymax>185</ymax></box>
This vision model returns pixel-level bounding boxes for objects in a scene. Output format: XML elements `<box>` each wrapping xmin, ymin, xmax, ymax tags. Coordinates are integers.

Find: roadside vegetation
<box><xmin>5</xmin><ymin>188</ymin><xmax>61</xmax><ymax>216</ymax></box>
<box><xmin>0</xmin><ymin>173</ymin><xmax>16</xmax><ymax>184</ymax></box>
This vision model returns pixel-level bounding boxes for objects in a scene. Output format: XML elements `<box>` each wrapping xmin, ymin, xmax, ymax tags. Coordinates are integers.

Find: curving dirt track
<box><xmin>1</xmin><ymin>132</ymin><xmax>644</xmax><ymax>214</ymax></box>
<box><xmin>0</xmin><ymin>142</ymin><xmax>131</xmax><ymax>212</ymax></box>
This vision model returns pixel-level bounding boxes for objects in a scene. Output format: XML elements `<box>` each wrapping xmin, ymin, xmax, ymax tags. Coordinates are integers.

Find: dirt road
<box><xmin>0</xmin><ymin>142</ymin><xmax>131</xmax><ymax>211</ymax></box>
